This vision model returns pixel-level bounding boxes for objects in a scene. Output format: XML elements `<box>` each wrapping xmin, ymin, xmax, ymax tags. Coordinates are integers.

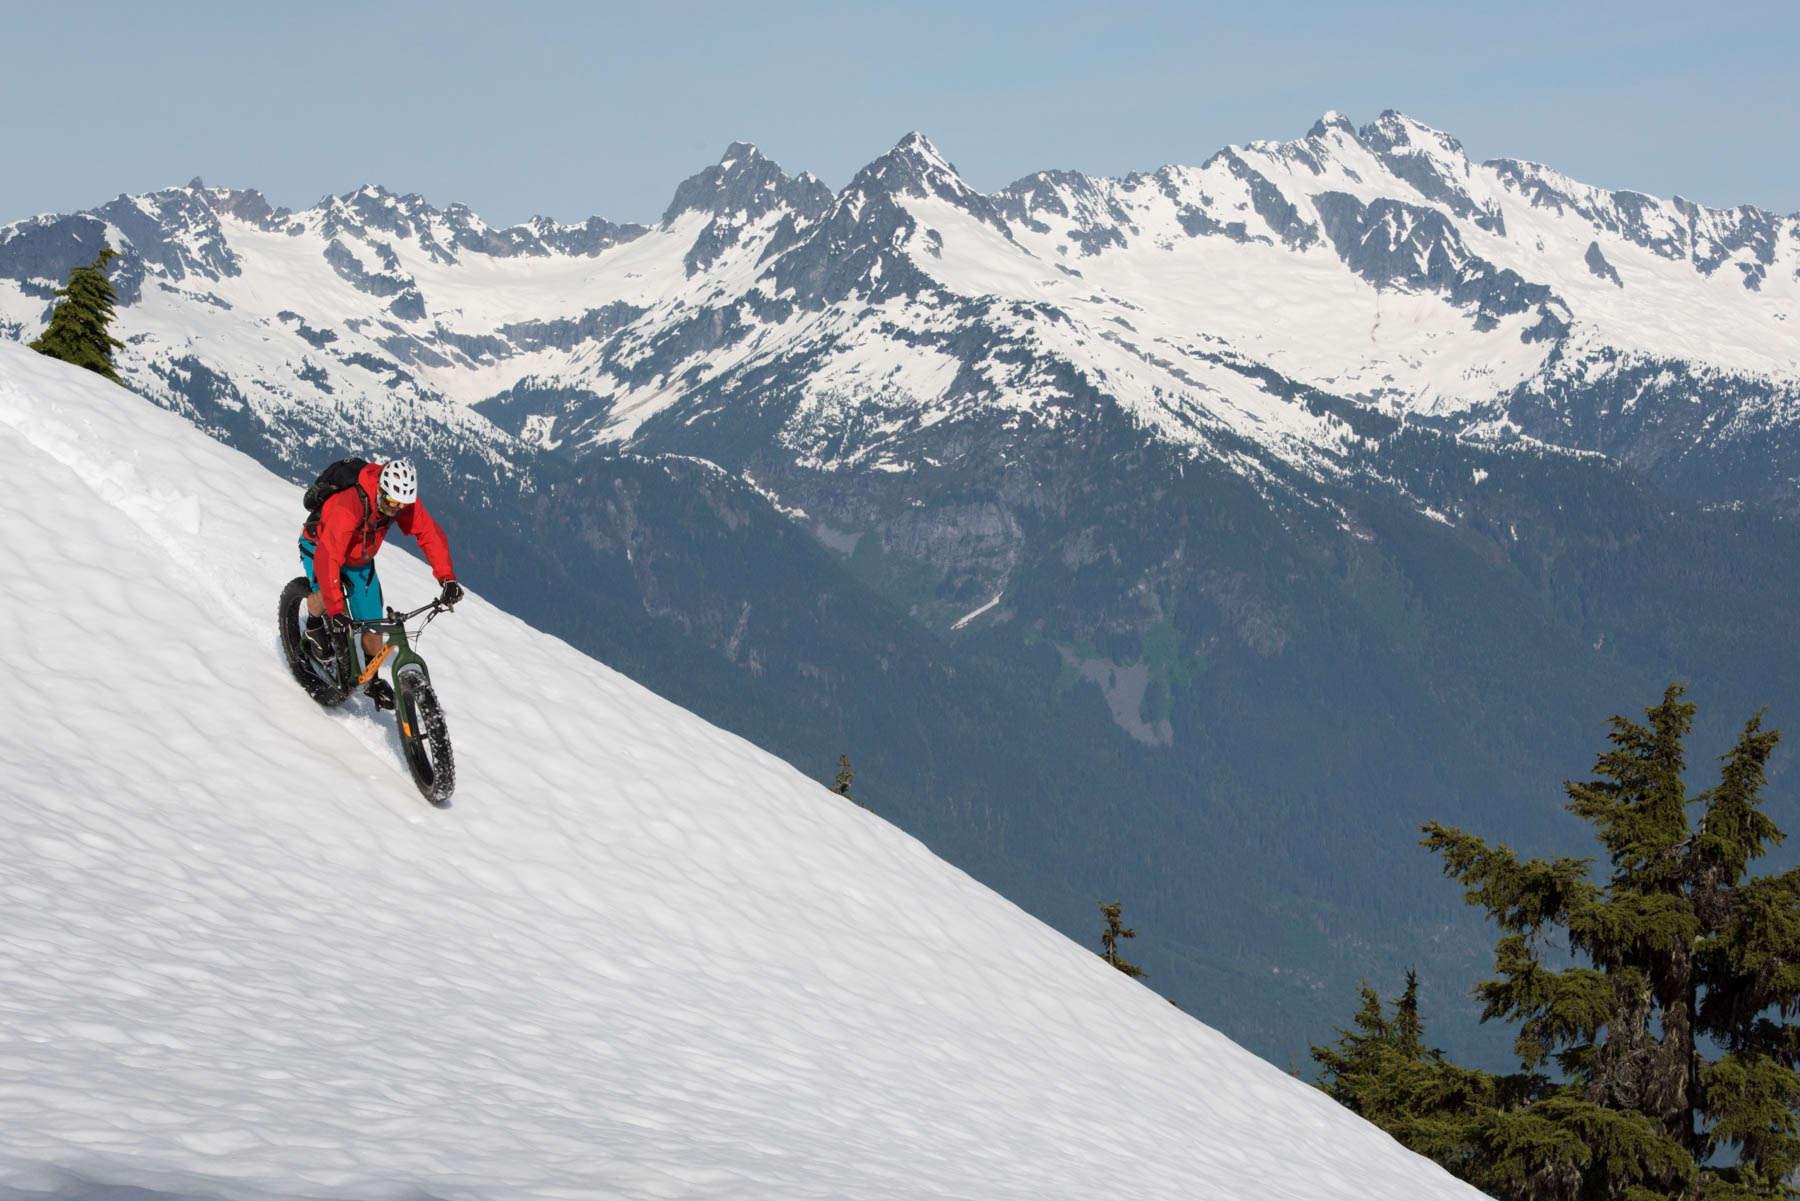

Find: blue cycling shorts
<box><xmin>298</xmin><ymin>537</ymin><xmax>385</xmax><ymax>621</ymax></box>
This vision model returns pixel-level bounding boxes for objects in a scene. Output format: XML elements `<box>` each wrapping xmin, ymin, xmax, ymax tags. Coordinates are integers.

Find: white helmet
<box><xmin>378</xmin><ymin>458</ymin><xmax>419</xmax><ymax>507</ymax></box>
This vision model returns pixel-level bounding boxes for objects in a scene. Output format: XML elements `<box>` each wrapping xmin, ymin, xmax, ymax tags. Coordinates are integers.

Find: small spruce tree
<box><xmin>1098</xmin><ymin>899</ymin><xmax>1146</xmax><ymax>979</ymax></box>
<box><xmin>31</xmin><ymin>246</ymin><xmax>124</xmax><ymax>383</ymax></box>
<box><xmin>830</xmin><ymin>753</ymin><xmax>858</xmax><ymax>806</ymax></box>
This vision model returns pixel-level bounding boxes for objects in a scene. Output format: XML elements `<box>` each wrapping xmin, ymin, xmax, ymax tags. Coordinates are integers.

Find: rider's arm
<box><xmin>398</xmin><ymin>501</ymin><xmax>457</xmax><ymax>583</ymax></box>
<box><xmin>312</xmin><ymin>495</ymin><xmax>357</xmax><ymax>616</ymax></box>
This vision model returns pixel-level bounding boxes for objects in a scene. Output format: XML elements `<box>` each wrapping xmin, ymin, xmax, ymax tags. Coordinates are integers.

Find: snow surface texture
<box><xmin>0</xmin><ymin>341</ymin><xmax>1483</xmax><ymax>1200</ymax></box>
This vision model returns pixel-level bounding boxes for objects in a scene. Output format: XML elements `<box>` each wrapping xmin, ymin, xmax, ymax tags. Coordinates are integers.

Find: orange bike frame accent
<box><xmin>357</xmin><ymin>642</ymin><xmax>395</xmax><ymax>686</ymax></box>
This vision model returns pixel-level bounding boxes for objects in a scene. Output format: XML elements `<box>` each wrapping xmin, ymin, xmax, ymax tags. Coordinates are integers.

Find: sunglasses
<box><xmin>377</xmin><ymin>493</ymin><xmax>405</xmax><ymax>515</ymax></box>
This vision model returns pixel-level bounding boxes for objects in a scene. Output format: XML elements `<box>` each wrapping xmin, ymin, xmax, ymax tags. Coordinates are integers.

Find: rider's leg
<box><xmin>341</xmin><ymin>561</ymin><xmax>385</xmax><ymax>657</ymax></box>
<box><xmin>302</xmin><ymin>591</ymin><xmax>331</xmax><ymax>656</ymax></box>
<box><xmin>340</xmin><ymin>561</ymin><xmax>395</xmax><ymax>709</ymax></box>
<box><xmin>304</xmin><ymin>587</ymin><xmax>380</xmax><ymax>667</ymax></box>
<box><xmin>298</xmin><ymin>588</ymin><xmax>342</xmax><ymax>661</ymax></box>
<box><xmin>299</xmin><ymin>536</ymin><xmax>382</xmax><ymax>671</ymax></box>
<box><xmin>298</xmin><ymin>539</ymin><xmax>333</xmax><ymax>654</ymax></box>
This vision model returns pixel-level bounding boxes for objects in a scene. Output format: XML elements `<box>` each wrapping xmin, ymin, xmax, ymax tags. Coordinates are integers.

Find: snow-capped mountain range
<box><xmin>3</xmin><ymin>110</ymin><xmax>1796</xmax><ymax>506</ymax></box>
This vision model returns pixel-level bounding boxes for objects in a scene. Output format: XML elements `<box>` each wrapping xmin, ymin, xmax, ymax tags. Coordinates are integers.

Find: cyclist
<box><xmin>300</xmin><ymin>458</ymin><xmax>463</xmax><ymax>709</ymax></box>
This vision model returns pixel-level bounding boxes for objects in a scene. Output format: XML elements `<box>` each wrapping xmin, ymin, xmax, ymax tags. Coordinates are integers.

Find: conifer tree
<box><xmin>1311</xmin><ymin>972</ymin><xmax>1526</xmax><ymax>1188</ymax></box>
<box><xmin>1098</xmin><ymin>899</ymin><xmax>1146</xmax><ymax>979</ymax></box>
<box><xmin>1392</xmin><ymin>968</ymin><xmax>1425</xmax><ymax>1061</ymax></box>
<box><xmin>31</xmin><ymin>246</ymin><xmax>124</xmax><ymax>383</ymax></box>
<box><xmin>1313</xmin><ymin>981</ymin><xmax>1397</xmax><ymax>1109</ymax></box>
<box><xmin>830</xmin><ymin>753</ymin><xmax>858</xmax><ymax>806</ymax></box>
<box><xmin>1418</xmin><ymin>684</ymin><xmax>1800</xmax><ymax>1201</ymax></box>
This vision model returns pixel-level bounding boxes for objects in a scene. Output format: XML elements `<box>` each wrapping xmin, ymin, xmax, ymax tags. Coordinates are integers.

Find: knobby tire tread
<box><xmin>397</xmin><ymin>671</ymin><xmax>455</xmax><ymax>805</ymax></box>
<box><xmin>279</xmin><ymin>576</ymin><xmax>351</xmax><ymax>706</ymax></box>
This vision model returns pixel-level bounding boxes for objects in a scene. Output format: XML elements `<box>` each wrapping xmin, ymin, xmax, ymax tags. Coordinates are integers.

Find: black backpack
<box><xmin>302</xmin><ymin>457</ymin><xmax>379</xmax><ymax>533</ymax></box>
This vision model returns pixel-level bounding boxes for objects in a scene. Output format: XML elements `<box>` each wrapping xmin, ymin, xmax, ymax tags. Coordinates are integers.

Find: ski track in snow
<box><xmin>0</xmin><ymin>341</ymin><xmax>1484</xmax><ymax>1200</ymax></box>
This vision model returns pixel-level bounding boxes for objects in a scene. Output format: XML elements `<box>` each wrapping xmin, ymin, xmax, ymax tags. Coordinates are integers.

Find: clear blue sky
<box><xmin>6</xmin><ymin>0</ymin><xmax>1796</xmax><ymax>227</ymax></box>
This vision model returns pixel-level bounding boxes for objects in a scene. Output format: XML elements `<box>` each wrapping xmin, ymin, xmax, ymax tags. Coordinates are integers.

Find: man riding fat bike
<box><xmin>300</xmin><ymin>457</ymin><xmax>463</xmax><ymax>709</ymax></box>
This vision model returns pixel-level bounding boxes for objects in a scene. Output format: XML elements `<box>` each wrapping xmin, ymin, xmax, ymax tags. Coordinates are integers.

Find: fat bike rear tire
<box><xmin>396</xmin><ymin>668</ymin><xmax>455</xmax><ymax>805</ymax></box>
<box><xmin>279</xmin><ymin>576</ymin><xmax>352</xmax><ymax>707</ymax></box>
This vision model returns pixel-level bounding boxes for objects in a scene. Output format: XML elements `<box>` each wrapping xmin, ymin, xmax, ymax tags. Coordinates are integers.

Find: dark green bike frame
<box><xmin>278</xmin><ymin>576</ymin><xmax>456</xmax><ymax>806</ymax></box>
<box><xmin>353</xmin><ymin>600</ymin><xmax>444</xmax><ymax>700</ymax></box>
<box><xmin>350</xmin><ymin>600</ymin><xmax>456</xmax><ymax>806</ymax></box>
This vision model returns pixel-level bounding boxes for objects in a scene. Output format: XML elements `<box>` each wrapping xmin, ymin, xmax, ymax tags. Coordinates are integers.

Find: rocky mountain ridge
<box><xmin>3</xmin><ymin>111</ymin><xmax>1795</xmax><ymax>510</ymax></box>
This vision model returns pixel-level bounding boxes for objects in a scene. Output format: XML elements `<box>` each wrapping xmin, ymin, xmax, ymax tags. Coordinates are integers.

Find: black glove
<box><xmin>439</xmin><ymin>579</ymin><xmax>464</xmax><ymax>608</ymax></box>
<box><xmin>327</xmin><ymin>611</ymin><xmax>354</xmax><ymax>640</ymax></box>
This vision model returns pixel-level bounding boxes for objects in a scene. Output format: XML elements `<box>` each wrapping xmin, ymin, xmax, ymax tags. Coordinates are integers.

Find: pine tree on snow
<box><xmin>1098</xmin><ymin>900</ymin><xmax>1146</xmax><ymax>980</ymax></box>
<box><xmin>831</xmin><ymin>753</ymin><xmax>856</xmax><ymax>805</ymax></box>
<box><xmin>32</xmin><ymin>245</ymin><xmax>124</xmax><ymax>383</ymax></box>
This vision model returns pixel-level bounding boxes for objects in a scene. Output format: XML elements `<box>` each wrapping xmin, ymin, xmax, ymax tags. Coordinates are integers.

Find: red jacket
<box><xmin>305</xmin><ymin>463</ymin><xmax>456</xmax><ymax>616</ymax></box>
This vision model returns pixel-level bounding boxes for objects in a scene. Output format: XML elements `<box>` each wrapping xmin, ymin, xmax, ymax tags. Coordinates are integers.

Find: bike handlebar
<box><xmin>351</xmin><ymin>599</ymin><xmax>453</xmax><ymax>631</ymax></box>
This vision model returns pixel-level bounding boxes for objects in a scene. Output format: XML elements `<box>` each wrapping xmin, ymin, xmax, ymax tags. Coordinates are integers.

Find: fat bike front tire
<box><xmin>396</xmin><ymin>668</ymin><xmax>455</xmax><ymax>805</ymax></box>
<box><xmin>279</xmin><ymin>576</ymin><xmax>352</xmax><ymax>706</ymax></box>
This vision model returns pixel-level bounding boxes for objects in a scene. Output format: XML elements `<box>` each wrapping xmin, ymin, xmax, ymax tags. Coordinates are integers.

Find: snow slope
<box><xmin>0</xmin><ymin>340</ymin><xmax>1483</xmax><ymax>1200</ymax></box>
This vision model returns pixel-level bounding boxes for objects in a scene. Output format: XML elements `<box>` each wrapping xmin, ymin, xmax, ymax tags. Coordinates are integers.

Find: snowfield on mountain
<box><xmin>0</xmin><ymin>341</ymin><xmax>1487</xmax><ymax>1200</ymax></box>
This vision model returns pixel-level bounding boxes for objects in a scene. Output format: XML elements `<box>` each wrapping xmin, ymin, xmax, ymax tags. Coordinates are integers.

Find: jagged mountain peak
<box><xmin>1290</xmin><ymin>109</ymin><xmax>1483</xmax><ymax>219</ymax></box>
<box><xmin>312</xmin><ymin>183</ymin><xmax>398</xmax><ymax>222</ymax></box>
<box><xmin>1360</xmin><ymin>110</ymin><xmax>1466</xmax><ymax>156</ymax></box>
<box><xmin>718</xmin><ymin>140</ymin><xmax>767</xmax><ymax>168</ymax></box>
<box><xmin>175</xmin><ymin>176</ymin><xmax>276</xmax><ymax>220</ymax></box>
<box><xmin>857</xmin><ymin>132</ymin><xmax>970</xmax><ymax>194</ymax></box>
<box><xmin>894</xmin><ymin>130</ymin><xmax>948</xmax><ymax>161</ymax></box>
<box><xmin>196</xmin><ymin>182</ymin><xmax>284</xmax><ymax>227</ymax></box>
<box><xmin>1286</xmin><ymin>110</ymin><xmax>1471</xmax><ymax>177</ymax></box>
<box><xmin>1279</xmin><ymin>109</ymin><xmax>1469</xmax><ymax>167</ymax></box>
<box><xmin>661</xmin><ymin>141</ymin><xmax>832</xmax><ymax>227</ymax></box>
<box><xmin>121</xmin><ymin>178</ymin><xmax>259</xmax><ymax>225</ymax></box>
<box><xmin>301</xmin><ymin>184</ymin><xmax>619</xmax><ymax>265</ymax></box>
<box><xmin>1307</xmin><ymin>111</ymin><xmax>1358</xmax><ymax>139</ymax></box>
<box><xmin>826</xmin><ymin>132</ymin><xmax>1018</xmax><ymax>254</ymax></box>
<box><xmin>313</xmin><ymin>183</ymin><xmax>467</xmax><ymax>224</ymax></box>
<box><xmin>993</xmin><ymin>167</ymin><xmax>1134</xmax><ymax>246</ymax></box>
<box><xmin>306</xmin><ymin>184</ymin><xmax>451</xmax><ymax>248</ymax></box>
<box><xmin>326</xmin><ymin>182</ymin><xmax>396</xmax><ymax>208</ymax></box>
<box><xmin>842</xmin><ymin>132</ymin><xmax>1011</xmax><ymax>234</ymax></box>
